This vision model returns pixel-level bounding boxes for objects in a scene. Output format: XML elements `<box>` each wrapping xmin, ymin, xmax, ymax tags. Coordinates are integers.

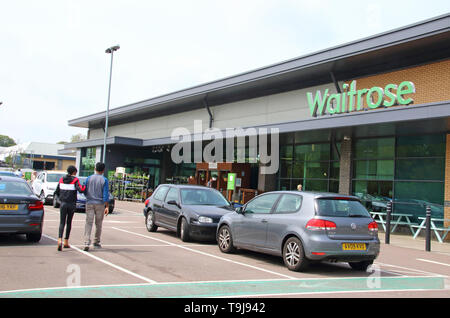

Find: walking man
<box><xmin>83</xmin><ymin>162</ymin><xmax>110</xmax><ymax>251</ymax></box>
<box><xmin>54</xmin><ymin>165</ymin><xmax>85</xmax><ymax>251</ymax></box>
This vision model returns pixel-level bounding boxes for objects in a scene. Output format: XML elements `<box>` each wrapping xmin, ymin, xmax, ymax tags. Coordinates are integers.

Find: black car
<box><xmin>0</xmin><ymin>176</ymin><xmax>44</xmax><ymax>242</ymax></box>
<box><xmin>53</xmin><ymin>176</ymin><xmax>115</xmax><ymax>213</ymax></box>
<box><xmin>143</xmin><ymin>184</ymin><xmax>234</xmax><ymax>242</ymax></box>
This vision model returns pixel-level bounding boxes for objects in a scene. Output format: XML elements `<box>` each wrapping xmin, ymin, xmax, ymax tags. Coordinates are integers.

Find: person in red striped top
<box><xmin>53</xmin><ymin>166</ymin><xmax>85</xmax><ymax>251</ymax></box>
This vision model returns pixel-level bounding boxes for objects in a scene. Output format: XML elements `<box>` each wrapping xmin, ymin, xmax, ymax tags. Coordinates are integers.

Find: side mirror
<box><xmin>167</xmin><ymin>200</ymin><xmax>180</xmax><ymax>208</ymax></box>
<box><xmin>235</xmin><ymin>206</ymin><xmax>244</xmax><ymax>214</ymax></box>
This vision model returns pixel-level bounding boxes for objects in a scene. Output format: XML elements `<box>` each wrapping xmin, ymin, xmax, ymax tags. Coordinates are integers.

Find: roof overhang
<box><xmin>69</xmin><ymin>14</ymin><xmax>450</xmax><ymax>129</ymax></box>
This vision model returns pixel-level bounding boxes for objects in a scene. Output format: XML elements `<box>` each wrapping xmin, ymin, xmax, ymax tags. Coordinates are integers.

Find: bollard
<box><xmin>425</xmin><ymin>206</ymin><xmax>431</xmax><ymax>252</ymax></box>
<box><xmin>385</xmin><ymin>202</ymin><xmax>392</xmax><ymax>244</ymax></box>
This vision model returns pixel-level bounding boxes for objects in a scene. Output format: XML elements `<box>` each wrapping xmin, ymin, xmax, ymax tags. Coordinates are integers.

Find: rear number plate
<box><xmin>0</xmin><ymin>204</ymin><xmax>19</xmax><ymax>211</ymax></box>
<box><xmin>342</xmin><ymin>243</ymin><xmax>366</xmax><ymax>251</ymax></box>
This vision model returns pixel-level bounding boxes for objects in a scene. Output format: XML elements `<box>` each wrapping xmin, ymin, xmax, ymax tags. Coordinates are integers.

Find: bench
<box><xmin>370</xmin><ymin>211</ymin><xmax>417</xmax><ymax>235</ymax></box>
<box><xmin>412</xmin><ymin>218</ymin><xmax>450</xmax><ymax>243</ymax></box>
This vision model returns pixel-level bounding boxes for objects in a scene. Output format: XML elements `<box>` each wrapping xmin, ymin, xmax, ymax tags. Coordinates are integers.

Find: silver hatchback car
<box><xmin>217</xmin><ymin>191</ymin><xmax>380</xmax><ymax>272</ymax></box>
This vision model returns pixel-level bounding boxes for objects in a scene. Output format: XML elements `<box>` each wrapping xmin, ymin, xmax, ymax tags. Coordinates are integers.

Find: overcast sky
<box><xmin>1</xmin><ymin>1</ymin><xmax>449</xmax><ymax>144</ymax></box>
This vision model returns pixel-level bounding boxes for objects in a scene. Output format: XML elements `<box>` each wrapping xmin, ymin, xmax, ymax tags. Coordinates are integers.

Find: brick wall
<box><xmin>445</xmin><ymin>134</ymin><xmax>450</xmax><ymax>241</ymax></box>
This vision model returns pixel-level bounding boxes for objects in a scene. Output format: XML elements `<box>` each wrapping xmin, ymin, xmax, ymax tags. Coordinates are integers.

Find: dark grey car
<box><xmin>0</xmin><ymin>176</ymin><xmax>44</xmax><ymax>242</ymax></box>
<box><xmin>143</xmin><ymin>184</ymin><xmax>234</xmax><ymax>242</ymax></box>
<box><xmin>217</xmin><ymin>191</ymin><xmax>380</xmax><ymax>272</ymax></box>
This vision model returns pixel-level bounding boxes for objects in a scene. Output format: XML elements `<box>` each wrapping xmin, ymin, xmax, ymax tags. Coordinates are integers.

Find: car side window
<box><xmin>153</xmin><ymin>186</ymin><xmax>169</xmax><ymax>201</ymax></box>
<box><xmin>165</xmin><ymin>188</ymin><xmax>179</xmax><ymax>204</ymax></box>
<box><xmin>244</xmin><ymin>194</ymin><xmax>280</xmax><ymax>214</ymax></box>
<box><xmin>274</xmin><ymin>194</ymin><xmax>302</xmax><ymax>214</ymax></box>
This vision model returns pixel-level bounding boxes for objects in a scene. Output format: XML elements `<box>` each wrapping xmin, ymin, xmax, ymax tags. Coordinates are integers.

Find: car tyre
<box><xmin>349</xmin><ymin>260</ymin><xmax>373</xmax><ymax>271</ymax></box>
<box><xmin>217</xmin><ymin>225</ymin><xmax>236</xmax><ymax>253</ymax></box>
<box><xmin>145</xmin><ymin>210</ymin><xmax>158</xmax><ymax>232</ymax></box>
<box><xmin>26</xmin><ymin>232</ymin><xmax>42</xmax><ymax>243</ymax></box>
<box><xmin>53</xmin><ymin>195</ymin><xmax>60</xmax><ymax>208</ymax></box>
<box><xmin>283</xmin><ymin>236</ymin><xmax>309</xmax><ymax>272</ymax></box>
<box><xmin>180</xmin><ymin>217</ymin><xmax>190</xmax><ymax>242</ymax></box>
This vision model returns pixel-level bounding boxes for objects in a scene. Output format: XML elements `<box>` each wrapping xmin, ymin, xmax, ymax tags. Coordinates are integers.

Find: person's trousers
<box><xmin>84</xmin><ymin>204</ymin><xmax>105</xmax><ymax>246</ymax></box>
<box><xmin>59</xmin><ymin>202</ymin><xmax>76</xmax><ymax>239</ymax></box>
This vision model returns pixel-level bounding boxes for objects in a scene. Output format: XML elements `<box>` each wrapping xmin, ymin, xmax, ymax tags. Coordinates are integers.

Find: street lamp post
<box><xmin>102</xmin><ymin>45</ymin><xmax>120</xmax><ymax>165</ymax></box>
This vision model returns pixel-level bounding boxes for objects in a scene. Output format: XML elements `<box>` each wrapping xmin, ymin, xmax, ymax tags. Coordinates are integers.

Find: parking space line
<box><xmin>375</xmin><ymin>262</ymin><xmax>446</xmax><ymax>277</ymax></box>
<box><xmin>42</xmin><ymin>234</ymin><xmax>157</xmax><ymax>284</ymax></box>
<box><xmin>111</xmin><ymin>227</ymin><xmax>299</xmax><ymax>280</ymax></box>
<box><xmin>416</xmin><ymin>259</ymin><xmax>450</xmax><ymax>268</ymax></box>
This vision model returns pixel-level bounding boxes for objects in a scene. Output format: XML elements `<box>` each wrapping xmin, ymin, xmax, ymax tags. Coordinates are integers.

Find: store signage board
<box><xmin>307</xmin><ymin>80</ymin><xmax>415</xmax><ymax>117</ymax></box>
<box><xmin>227</xmin><ymin>173</ymin><xmax>237</xmax><ymax>191</ymax></box>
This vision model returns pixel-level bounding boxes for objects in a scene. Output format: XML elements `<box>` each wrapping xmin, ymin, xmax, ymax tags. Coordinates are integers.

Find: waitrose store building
<box><xmin>64</xmin><ymin>15</ymin><xmax>450</xmax><ymax>223</ymax></box>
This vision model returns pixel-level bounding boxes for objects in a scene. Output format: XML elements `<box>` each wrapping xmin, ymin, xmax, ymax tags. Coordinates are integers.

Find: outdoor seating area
<box><xmin>369</xmin><ymin>211</ymin><xmax>450</xmax><ymax>243</ymax></box>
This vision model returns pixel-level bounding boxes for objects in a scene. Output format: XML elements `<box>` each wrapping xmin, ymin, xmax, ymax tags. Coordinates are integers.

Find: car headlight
<box><xmin>198</xmin><ymin>216</ymin><xmax>213</xmax><ymax>224</ymax></box>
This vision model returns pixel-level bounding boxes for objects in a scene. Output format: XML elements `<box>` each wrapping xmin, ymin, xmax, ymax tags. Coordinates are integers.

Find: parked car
<box><xmin>31</xmin><ymin>171</ymin><xmax>66</xmax><ymax>204</ymax></box>
<box><xmin>217</xmin><ymin>191</ymin><xmax>380</xmax><ymax>272</ymax></box>
<box><xmin>0</xmin><ymin>171</ymin><xmax>20</xmax><ymax>178</ymax></box>
<box><xmin>0</xmin><ymin>176</ymin><xmax>44</xmax><ymax>242</ymax></box>
<box><xmin>143</xmin><ymin>184</ymin><xmax>234</xmax><ymax>242</ymax></box>
<box><xmin>53</xmin><ymin>176</ymin><xmax>115</xmax><ymax>213</ymax></box>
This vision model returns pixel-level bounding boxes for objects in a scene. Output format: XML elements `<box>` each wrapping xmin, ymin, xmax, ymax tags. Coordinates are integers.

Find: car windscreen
<box><xmin>0</xmin><ymin>172</ymin><xmax>17</xmax><ymax>177</ymax></box>
<box><xmin>0</xmin><ymin>180</ymin><xmax>33</xmax><ymax>196</ymax></box>
<box><xmin>180</xmin><ymin>189</ymin><xmax>229</xmax><ymax>206</ymax></box>
<box><xmin>47</xmin><ymin>174</ymin><xmax>65</xmax><ymax>183</ymax></box>
<box><xmin>316</xmin><ymin>198</ymin><xmax>371</xmax><ymax>218</ymax></box>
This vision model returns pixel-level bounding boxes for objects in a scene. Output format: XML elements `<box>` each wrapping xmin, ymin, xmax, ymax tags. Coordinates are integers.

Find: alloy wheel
<box><xmin>219</xmin><ymin>228</ymin><xmax>231</xmax><ymax>250</ymax></box>
<box><xmin>285</xmin><ymin>241</ymin><xmax>301</xmax><ymax>267</ymax></box>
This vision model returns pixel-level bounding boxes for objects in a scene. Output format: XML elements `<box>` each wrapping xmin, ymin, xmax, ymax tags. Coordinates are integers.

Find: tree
<box><xmin>70</xmin><ymin>133</ymin><xmax>87</xmax><ymax>143</ymax></box>
<box><xmin>0</xmin><ymin>135</ymin><xmax>16</xmax><ymax>147</ymax></box>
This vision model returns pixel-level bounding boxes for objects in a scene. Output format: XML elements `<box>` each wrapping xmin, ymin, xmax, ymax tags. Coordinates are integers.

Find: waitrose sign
<box><xmin>307</xmin><ymin>80</ymin><xmax>415</xmax><ymax>117</ymax></box>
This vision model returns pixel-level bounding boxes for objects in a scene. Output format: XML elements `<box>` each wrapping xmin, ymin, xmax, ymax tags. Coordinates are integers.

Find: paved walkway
<box><xmin>377</xmin><ymin>230</ymin><xmax>450</xmax><ymax>255</ymax></box>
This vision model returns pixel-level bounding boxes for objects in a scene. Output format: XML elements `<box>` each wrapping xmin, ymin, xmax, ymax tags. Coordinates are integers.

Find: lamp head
<box><xmin>105</xmin><ymin>45</ymin><xmax>120</xmax><ymax>54</ymax></box>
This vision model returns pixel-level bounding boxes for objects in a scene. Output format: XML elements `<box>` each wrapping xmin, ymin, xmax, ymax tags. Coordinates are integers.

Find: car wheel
<box><xmin>145</xmin><ymin>210</ymin><xmax>158</xmax><ymax>232</ymax></box>
<box><xmin>349</xmin><ymin>260</ymin><xmax>373</xmax><ymax>272</ymax></box>
<box><xmin>180</xmin><ymin>217</ymin><xmax>190</xmax><ymax>242</ymax></box>
<box><xmin>217</xmin><ymin>225</ymin><xmax>236</xmax><ymax>253</ymax></box>
<box><xmin>53</xmin><ymin>195</ymin><xmax>60</xmax><ymax>208</ymax></box>
<box><xmin>26</xmin><ymin>232</ymin><xmax>42</xmax><ymax>243</ymax></box>
<box><xmin>283</xmin><ymin>237</ymin><xmax>309</xmax><ymax>272</ymax></box>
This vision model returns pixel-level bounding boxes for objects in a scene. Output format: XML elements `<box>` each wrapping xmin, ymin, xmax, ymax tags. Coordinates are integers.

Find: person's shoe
<box><xmin>57</xmin><ymin>238</ymin><xmax>62</xmax><ymax>252</ymax></box>
<box><xmin>63</xmin><ymin>239</ymin><xmax>70</xmax><ymax>248</ymax></box>
<box><xmin>93</xmin><ymin>243</ymin><xmax>102</xmax><ymax>249</ymax></box>
<box><xmin>83</xmin><ymin>246</ymin><xmax>89</xmax><ymax>252</ymax></box>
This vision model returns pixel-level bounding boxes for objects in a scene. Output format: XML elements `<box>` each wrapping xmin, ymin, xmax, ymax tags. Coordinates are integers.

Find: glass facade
<box><xmin>278</xmin><ymin>133</ymin><xmax>340</xmax><ymax>192</ymax></box>
<box><xmin>80</xmin><ymin>147</ymin><xmax>96</xmax><ymax>177</ymax></box>
<box><xmin>352</xmin><ymin>133</ymin><xmax>445</xmax><ymax>222</ymax></box>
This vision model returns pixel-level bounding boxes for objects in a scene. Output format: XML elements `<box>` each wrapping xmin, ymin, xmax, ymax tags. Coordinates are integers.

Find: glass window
<box><xmin>295</xmin><ymin>143</ymin><xmax>330</xmax><ymax>162</ymax></box>
<box><xmin>304</xmin><ymin>162</ymin><xmax>329</xmax><ymax>179</ymax></box>
<box><xmin>279</xmin><ymin>179</ymin><xmax>291</xmax><ymax>191</ymax></box>
<box><xmin>280</xmin><ymin>160</ymin><xmax>293</xmax><ymax>178</ymax></box>
<box><xmin>153</xmin><ymin>186</ymin><xmax>169</xmax><ymax>201</ymax></box>
<box><xmin>46</xmin><ymin>173</ymin><xmax>65</xmax><ymax>183</ymax></box>
<box><xmin>316</xmin><ymin>198</ymin><xmax>370</xmax><ymax>218</ymax></box>
<box><xmin>0</xmin><ymin>180</ymin><xmax>33</xmax><ymax>196</ymax></box>
<box><xmin>245</xmin><ymin>194</ymin><xmax>280</xmax><ymax>214</ymax></box>
<box><xmin>180</xmin><ymin>189</ymin><xmax>228</xmax><ymax>206</ymax></box>
<box><xmin>396</xmin><ymin>134</ymin><xmax>445</xmax><ymax>158</ymax></box>
<box><xmin>394</xmin><ymin>181</ymin><xmax>444</xmax><ymax>221</ymax></box>
<box><xmin>354</xmin><ymin>160</ymin><xmax>394</xmax><ymax>180</ymax></box>
<box><xmin>354</xmin><ymin>138</ymin><xmax>394</xmax><ymax>159</ymax></box>
<box><xmin>353</xmin><ymin>180</ymin><xmax>393</xmax><ymax>212</ymax></box>
<box><xmin>304</xmin><ymin>179</ymin><xmax>328</xmax><ymax>192</ymax></box>
<box><xmin>275</xmin><ymin>194</ymin><xmax>302</xmax><ymax>213</ymax></box>
<box><xmin>165</xmin><ymin>187</ymin><xmax>179</xmax><ymax>203</ymax></box>
<box><xmin>396</xmin><ymin>158</ymin><xmax>444</xmax><ymax>181</ymax></box>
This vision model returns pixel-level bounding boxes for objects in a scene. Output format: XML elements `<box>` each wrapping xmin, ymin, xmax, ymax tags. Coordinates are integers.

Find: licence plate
<box><xmin>0</xmin><ymin>204</ymin><xmax>19</xmax><ymax>211</ymax></box>
<box><xmin>342</xmin><ymin>243</ymin><xmax>367</xmax><ymax>251</ymax></box>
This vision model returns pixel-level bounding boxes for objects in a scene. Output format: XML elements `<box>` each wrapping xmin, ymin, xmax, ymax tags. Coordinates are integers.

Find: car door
<box><xmin>151</xmin><ymin>186</ymin><xmax>170</xmax><ymax>225</ymax></box>
<box><xmin>266</xmin><ymin>194</ymin><xmax>303</xmax><ymax>251</ymax></box>
<box><xmin>32</xmin><ymin>173</ymin><xmax>44</xmax><ymax>196</ymax></box>
<box><xmin>161</xmin><ymin>187</ymin><xmax>181</xmax><ymax>230</ymax></box>
<box><xmin>234</xmin><ymin>193</ymin><xmax>280</xmax><ymax>248</ymax></box>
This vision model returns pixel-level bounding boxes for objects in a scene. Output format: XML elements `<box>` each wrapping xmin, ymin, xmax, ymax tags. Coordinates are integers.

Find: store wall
<box><xmin>445</xmin><ymin>134</ymin><xmax>450</xmax><ymax>240</ymax></box>
<box><xmin>88</xmin><ymin>82</ymin><xmax>340</xmax><ymax>141</ymax></box>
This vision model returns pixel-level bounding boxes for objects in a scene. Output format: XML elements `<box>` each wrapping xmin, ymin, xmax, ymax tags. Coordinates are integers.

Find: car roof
<box><xmin>0</xmin><ymin>176</ymin><xmax>27</xmax><ymax>182</ymax></box>
<box><xmin>158</xmin><ymin>184</ymin><xmax>213</xmax><ymax>190</ymax></box>
<box><xmin>44</xmin><ymin>171</ymin><xmax>66</xmax><ymax>174</ymax></box>
<box><xmin>262</xmin><ymin>190</ymin><xmax>360</xmax><ymax>200</ymax></box>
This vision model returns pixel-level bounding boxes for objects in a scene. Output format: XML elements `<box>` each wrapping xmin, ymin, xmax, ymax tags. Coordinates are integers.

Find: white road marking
<box><xmin>416</xmin><ymin>259</ymin><xmax>450</xmax><ymax>268</ymax></box>
<box><xmin>112</xmin><ymin>227</ymin><xmax>298</xmax><ymax>280</ymax></box>
<box><xmin>42</xmin><ymin>234</ymin><xmax>156</xmax><ymax>284</ymax></box>
<box><xmin>375</xmin><ymin>262</ymin><xmax>446</xmax><ymax>277</ymax></box>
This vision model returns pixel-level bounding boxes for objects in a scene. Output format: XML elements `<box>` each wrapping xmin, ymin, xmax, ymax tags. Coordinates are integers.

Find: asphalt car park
<box><xmin>0</xmin><ymin>200</ymin><xmax>449</xmax><ymax>298</ymax></box>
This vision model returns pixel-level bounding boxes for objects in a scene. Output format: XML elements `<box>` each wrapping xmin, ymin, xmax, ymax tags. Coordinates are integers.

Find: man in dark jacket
<box><xmin>54</xmin><ymin>165</ymin><xmax>85</xmax><ymax>251</ymax></box>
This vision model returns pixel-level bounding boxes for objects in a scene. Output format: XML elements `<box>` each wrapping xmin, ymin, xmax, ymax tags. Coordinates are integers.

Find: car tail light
<box><xmin>306</xmin><ymin>219</ymin><xmax>336</xmax><ymax>231</ymax></box>
<box><xmin>368</xmin><ymin>221</ymin><xmax>378</xmax><ymax>232</ymax></box>
<box><xmin>28</xmin><ymin>201</ymin><xmax>44</xmax><ymax>211</ymax></box>
<box><xmin>144</xmin><ymin>199</ymin><xmax>150</xmax><ymax>206</ymax></box>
